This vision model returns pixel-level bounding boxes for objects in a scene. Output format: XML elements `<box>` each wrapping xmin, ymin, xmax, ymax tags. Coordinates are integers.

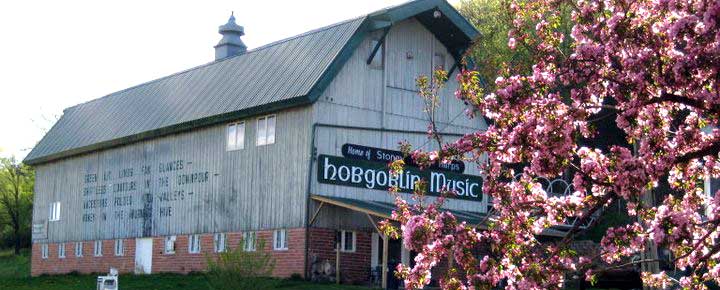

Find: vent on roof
<box><xmin>214</xmin><ymin>12</ymin><xmax>247</xmax><ymax>60</ymax></box>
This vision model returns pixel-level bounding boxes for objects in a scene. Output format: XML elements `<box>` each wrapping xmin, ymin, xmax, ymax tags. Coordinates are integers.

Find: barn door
<box><xmin>134</xmin><ymin>238</ymin><xmax>153</xmax><ymax>274</ymax></box>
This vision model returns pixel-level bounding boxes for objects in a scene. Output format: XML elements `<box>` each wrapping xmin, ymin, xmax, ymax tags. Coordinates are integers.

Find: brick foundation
<box><xmin>32</xmin><ymin>228</ymin><xmax>307</xmax><ymax>278</ymax></box>
<box><xmin>31</xmin><ymin>239</ymin><xmax>136</xmax><ymax>276</ymax></box>
<box><xmin>32</xmin><ymin>227</ymin><xmax>377</xmax><ymax>285</ymax></box>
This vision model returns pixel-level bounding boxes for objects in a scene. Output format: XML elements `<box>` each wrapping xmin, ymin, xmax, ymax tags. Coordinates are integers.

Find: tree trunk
<box><xmin>14</xmin><ymin>222</ymin><xmax>20</xmax><ymax>255</ymax></box>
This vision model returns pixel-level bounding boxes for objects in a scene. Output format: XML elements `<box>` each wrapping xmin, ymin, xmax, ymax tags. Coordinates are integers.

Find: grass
<box><xmin>0</xmin><ymin>249</ymin><xmax>378</xmax><ymax>290</ymax></box>
<box><xmin>0</xmin><ymin>248</ymin><xmax>30</xmax><ymax>278</ymax></box>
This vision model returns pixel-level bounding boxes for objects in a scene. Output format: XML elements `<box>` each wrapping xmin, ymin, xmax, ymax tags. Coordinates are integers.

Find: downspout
<box><xmin>304</xmin><ymin>123</ymin><xmax>319</xmax><ymax>280</ymax></box>
<box><xmin>381</xmin><ymin>27</ymin><xmax>390</xmax><ymax>130</ymax></box>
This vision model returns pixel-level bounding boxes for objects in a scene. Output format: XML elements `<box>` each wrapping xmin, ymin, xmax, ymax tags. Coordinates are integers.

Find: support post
<box><xmin>336</xmin><ymin>247</ymin><xmax>340</xmax><ymax>285</ymax></box>
<box><xmin>382</xmin><ymin>234</ymin><xmax>389</xmax><ymax>289</ymax></box>
<box><xmin>640</xmin><ymin>187</ymin><xmax>660</xmax><ymax>290</ymax></box>
<box><xmin>635</xmin><ymin>144</ymin><xmax>660</xmax><ymax>290</ymax></box>
<box><xmin>308</xmin><ymin>202</ymin><xmax>325</xmax><ymax>226</ymax></box>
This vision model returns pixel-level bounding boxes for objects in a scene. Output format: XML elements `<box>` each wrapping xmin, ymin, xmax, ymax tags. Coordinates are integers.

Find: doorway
<box><xmin>134</xmin><ymin>238</ymin><xmax>153</xmax><ymax>274</ymax></box>
<box><xmin>376</xmin><ymin>236</ymin><xmax>403</xmax><ymax>289</ymax></box>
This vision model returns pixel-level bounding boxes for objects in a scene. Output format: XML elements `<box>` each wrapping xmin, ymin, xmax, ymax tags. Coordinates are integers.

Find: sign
<box><xmin>341</xmin><ymin>143</ymin><xmax>465</xmax><ymax>173</ymax></box>
<box><xmin>32</xmin><ymin>220</ymin><xmax>48</xmax><ymax>240</ymax></box>
<box><xmin>80</xmin><ymin>158</ymin><xmax>212</xmax><ymax>237</ymax></box>
<box><xmin>317</xmin><ymin>154</ymin><xmax>483</xmax><ymax>202</ymax></box>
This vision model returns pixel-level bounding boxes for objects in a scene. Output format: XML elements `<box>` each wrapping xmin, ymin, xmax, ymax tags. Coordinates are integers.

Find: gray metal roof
<box><xmin>26</xmin><ymin>18</ymin><xmax>364</xmax><ymax>164</ymax></box>
<box><xmin>25</xmin><ymin>0</ymin><xmax>478</xmax><ymax>165</ymax></box>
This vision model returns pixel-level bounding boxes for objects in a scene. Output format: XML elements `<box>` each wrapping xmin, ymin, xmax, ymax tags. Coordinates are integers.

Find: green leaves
<box><xmin>205</xmin><ymin>238</ymin><xmax>277</xmax><ymax>290</ymax></box>
<box><xmin>0</xmin><ymin>157</ymin><xmax>34</xmax><ymax>253</ymax></box>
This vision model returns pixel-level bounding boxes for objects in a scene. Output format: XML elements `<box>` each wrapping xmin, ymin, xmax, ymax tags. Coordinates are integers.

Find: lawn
<box><xmin>0</xmin><ymin>249</ymin><xmax>378</xmax><ymax>290</ymax></box>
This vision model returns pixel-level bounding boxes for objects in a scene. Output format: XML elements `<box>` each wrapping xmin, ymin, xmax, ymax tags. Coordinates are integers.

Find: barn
<box><xmin>25</xmin><ymin>0</ymin><xmax>490</xmax><ymax>287</ymax></box>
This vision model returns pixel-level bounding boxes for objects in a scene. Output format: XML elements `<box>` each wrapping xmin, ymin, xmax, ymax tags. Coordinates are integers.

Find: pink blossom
<box><xmin>391</xmin><ymin>0</ymin><xmax>720</xmax><ymax>288</ymax></box>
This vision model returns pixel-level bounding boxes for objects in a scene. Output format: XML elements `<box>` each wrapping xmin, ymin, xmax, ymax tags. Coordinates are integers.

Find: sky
<box><xmin>0</xmin><ymin>0</ymin><xmax>460</xmax><ymax>160</ymax></box>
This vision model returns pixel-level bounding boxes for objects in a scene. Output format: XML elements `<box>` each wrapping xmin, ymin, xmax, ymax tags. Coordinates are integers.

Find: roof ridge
<box><xmin>64</xmin><ymin>15</ymin><xmax>368</xmax><ymax>113</ymax></box>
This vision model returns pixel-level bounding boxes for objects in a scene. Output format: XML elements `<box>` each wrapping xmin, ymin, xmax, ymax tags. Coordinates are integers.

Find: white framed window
<box><xmin>214</xmin><ymin>233</ymin><xmax>227</xmax><ymax>253</ymax></box>
<box><xmin>94</xmin><ymin>240</ymin><xmax>103</xmax><ymax>257</ymax></box>
<box><xmin>58</xmin><ymin>243</ymin><xmax>66</xmax><ymax>259</ymax></box>
<box><xmin>226</xmin><ymin>122</ymin><xmax>245</xmax><ymax>151</ymax></box>
<box><xmin>273</xmin><ymin>229</ymin><xmax>289</xmax><ymax>251</ymax></box>
<box><xmin>49</xmin><ymin>202</ymin><xmax>61</xmax><ymax>222</ymax></box>
<box><xmin>369</xmin><ymin>39</ymin><xmax>384</xmax><ymax>69</ymax></box>
<box><xmin>335</xmin><ymin>230</ymin><xmax>356</xmax><ymax>253</ymax></box>
<box><xmin>114</xmin><ymin>239</ymin><xmax>124</xmax><ymax>256</ymax></box>
<box><xmin>188</xmin><ymin>234</ymin><xmax>201</xmax><ymax>254</ymax></box>
<box><xmin>41</xmin><ymin>244</ymin><xmax>49</xmax><ymax>259</ymax></box>
<box><xmin>75</xmin><ymin>242</ymin><xmax>83</xmax><ymax>257</ymax></box>
<box><xmin>256</xmin><ymin>115</ymin><xmax>276</xmax><ymax>146</ymax></box>
<box><xmin>242</xmin><ymin>232</ymin><xmax>256</xmax><ymax>252</ymax></box>
<box><xmin>164</xmin><ymin>235</ymin><xmax>176</xmax><ymax>254</ymax></box>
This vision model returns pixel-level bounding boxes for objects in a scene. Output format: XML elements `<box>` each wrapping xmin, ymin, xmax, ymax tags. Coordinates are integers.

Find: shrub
<box><xmin>205</xmin><ymin>238</ymin><xmax>277</xmax><ymax>290</ymax></box>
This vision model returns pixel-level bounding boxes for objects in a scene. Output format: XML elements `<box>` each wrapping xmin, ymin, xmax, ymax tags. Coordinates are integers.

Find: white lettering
<box><xmin>323</xmin><ymin>157</ymin><xmax>337</xmax><ymax>180</ymax></box>
<box><xmin>376</xmin><ymin>171</ymin><xmax>388</xmax><ymax>186</ymax></box>
<box><xmin>365</xmin><ymin>169</ymin><xmax>376</xmax><ymax>189</ymax></box>
<box><xmin>389</xmin><ymin>171</ymin><xmax>399</xmax><ymax>187</ymax></box>
<box><xmin>338</xmin><ymin>166</ymin><xmax>351</xmax><ymax>182</ymax></box>
<box><xmin>456</xmin><ymin>180</ymin><xmax>465</xmax><ymax>196</ymax></box>
<box><xmin>469</xmin><ymin>183</ymin><xmax>479</xmax><ymax>197</ymax></box>
<box><xmin>351</xmin><ymin>166</ymin><xmax>363</xmax><ymax>183</ymax></box>
<box><xmin>431</xmin><ymin>172</ymin><xmax>447</xmax><ymax>193</ymax></box>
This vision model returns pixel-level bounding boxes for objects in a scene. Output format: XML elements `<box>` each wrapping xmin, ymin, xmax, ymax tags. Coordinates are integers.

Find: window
<box><xmin>188</xmin><ymin>234</ymin><xmax>201</xmax><ymax>254</ymax></box>
<box><xmin>227</xmin><ymin>122</ymin><xmax>245</xmax><ymax>151</ymax></box>
<box><xmin>94</xmin><ymin>240</ymin><xmax>103</xmax><ymax>257</ymax></box>
<box><xmin>114</xmin><ymin>239</ymin><xmax>124</xmax><ymax>256</ymax></box>
<box><xmin>242</xmin><ymin>232</ymin><xmax>256</xmax><ymax>252</ymax></box>
<box><xmin>214</xmin><ymin>233</ymin><xmax>227</xmax><ymax>253</ymax></box>
<box><xmin>335</xmin><ymin>230</ymin><xmax>356</xmax><ymax>253</ymax></box>
<box><xmin>41</xmin><ymin>244</ymin><xmax>49</xmax><ymax>259</ymax></box>
<box><xmin>273</xmin><ymin>229</ymin><xmax>289</xmax><ymax>251</ymax></box>
<box><xmin>369</xmin><ymin>39</ymin><xmax>384</xmax><ymax>68</ymax></box>
<box><xmin>433</xmin><ymin>52</ymin><xmax>446</xmax><ymax>71</ymax></box>
<box><xmin>58</xmin><ymin>244</ymin><xmax>66</xmax><ymax>259</ymax></box>
<box><xmin>256</xmin><ymin>115</ymin><xmax>276</xmax><ymax>146</ymax></box>
<box><xmin>49</xmin><ymin>202</ymin><xmax>61</xmax><ymax>222</ymax></box>
<box><xmin>75</xmin><ymin>242</ymin><xmax>83</xmax><ymax>257</ymax></box>
<box><xmin>164</xmin><ymin>236</ymin><xmax>176</xmax><ymax>254</ymax></box>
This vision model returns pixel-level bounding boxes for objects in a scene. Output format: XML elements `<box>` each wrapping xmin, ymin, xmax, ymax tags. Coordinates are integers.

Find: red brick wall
<box><xmin>31</xmin><ymin>228</ymin><xmax>307</xmax><ymax>278</ymax></box>
<box><xmin>257</xmin><ymin>229</ymin><xmax>307</xmax><ymax>277</ymax></box>
<box><xmin>31</xmin><ymin>239</ymin><xmax>136</xmax><ymax>276</ymax></box>
<box><xmin>307</xmin><ymin>227</ymin><xmax>372</xmax><ymax>284</ymax></box>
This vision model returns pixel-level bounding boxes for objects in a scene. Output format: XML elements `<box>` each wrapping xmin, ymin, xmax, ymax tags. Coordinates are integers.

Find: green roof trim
<box><xmin>25</xmin><ymin>0</ymin><xmax>478</xmax><ymax>165</ymax></box>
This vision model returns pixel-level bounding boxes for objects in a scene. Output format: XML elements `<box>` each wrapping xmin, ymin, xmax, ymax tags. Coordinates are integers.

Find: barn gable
<box><xmin>25</xmin><ymin>0</ymin><xmax>478</xmax><ymax>165</ymax></box>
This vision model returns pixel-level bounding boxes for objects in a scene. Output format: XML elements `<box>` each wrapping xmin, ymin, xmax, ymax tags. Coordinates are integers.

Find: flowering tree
<box><xmin>383</xmin><ymin>0</ymin><xmax>720</xmax><ymax>289</ymax></box>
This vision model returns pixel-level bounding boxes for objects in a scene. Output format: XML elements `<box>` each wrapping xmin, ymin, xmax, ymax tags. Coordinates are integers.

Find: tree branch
<box><xmin>645</xmin><ymin>92</ymin><xmax>720</xmax><ymax>115</ymax></box>
<box><xmin>674</xmin><ymin>141</ymin><xmax>720</xmax><ymax>164</ymax></box>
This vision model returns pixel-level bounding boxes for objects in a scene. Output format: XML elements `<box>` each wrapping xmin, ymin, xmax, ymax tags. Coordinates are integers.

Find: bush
<box><xmin>205</xmin><ymin>238</ymin><xmax>277</xmax><ymax>290</ymax></box>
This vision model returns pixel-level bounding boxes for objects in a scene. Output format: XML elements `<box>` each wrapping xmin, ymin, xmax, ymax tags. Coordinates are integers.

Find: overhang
<box><xmin>310</xmin><ymin>194</ymin><xmax>488</xmax><ymax>226</ymax></box>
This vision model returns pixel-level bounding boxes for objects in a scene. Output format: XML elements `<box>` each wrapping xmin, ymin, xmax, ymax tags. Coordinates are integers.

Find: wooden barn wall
<box><xmin>310</xmin><ymin>18</ymin><xmax>488</xmax><ymax>229</ymax></box>
<box><xmin>32</xmin><ymin>106</ymin><xmax>312</xmax><ymax>243</ymax></box>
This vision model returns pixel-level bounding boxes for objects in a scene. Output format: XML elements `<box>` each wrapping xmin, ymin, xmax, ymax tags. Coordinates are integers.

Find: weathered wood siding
<box><xmin>310</xmin><ymin>17</ymin><xmax>488</xmax><ymax>230</ymax></box>
<box><xmin>33</xmin><ymin>106</ymin><xmax>312</xmax><ymax>243</ymax></box>
<box><xmin>32</xmin><ymin>17</ymin><xmax>485</xmax><ymax>240</ymax></box>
